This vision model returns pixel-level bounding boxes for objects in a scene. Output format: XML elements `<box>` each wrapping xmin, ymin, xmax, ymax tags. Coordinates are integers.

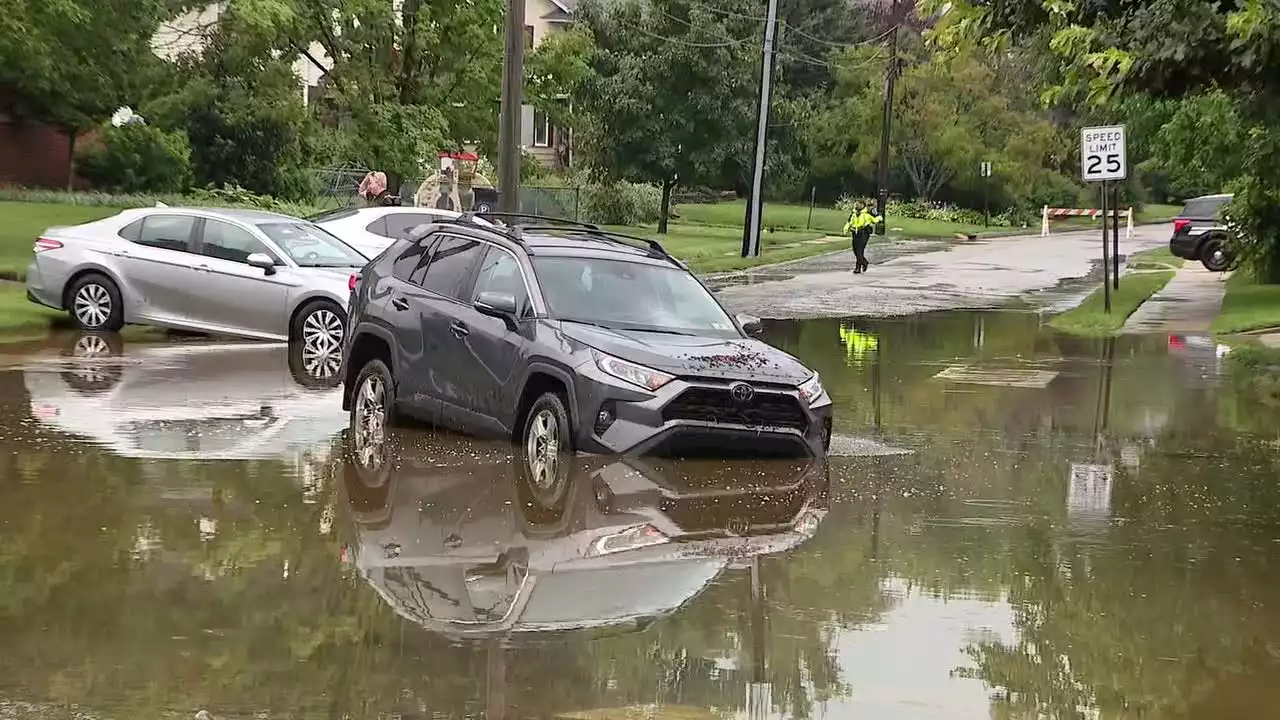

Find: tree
<box><xmin>572</xmin><ymin>0</ymin><xmax>760</xmax><ymax>232</ymax></box>
<box><xmin>231</xmin><ymin>0</ymin><xmax>503</xmax><ymax>188</ymax></box>
<box><xmin>930</xmin><ymin>0</ymin><xmax>1280</xmax><ymax>281</ymax></box>
<box><xmin>0</xmin><ymin>0</ymin><xmax>172</xmax><ymax>187</ymax></box>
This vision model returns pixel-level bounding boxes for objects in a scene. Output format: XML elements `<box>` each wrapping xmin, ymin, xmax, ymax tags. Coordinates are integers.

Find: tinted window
<box><xmin>418</xmin><ymin>236</ymin><xmax>484</xmax><ymax>299</ymax></box>
<box><xmin>383</xmin><ymin>213</ymin><xmax>438</xmax><ymax>239</ymax></box>
<box><xmin>136</xmin><ymin>215</ymin><xmax>195</xmax><ymax>253</ymax></box>
<box><xmin>364</xmin><ymin>216</ymin><xmax>390</xmax><ymax>237</ymax></box>
<box><xmin>118</xmin><ymin>219</ymin><xmax>143</xmax><ymax>242</ymax></box>
<box><xmin>1180</xmin><ymin>196</ymin><xmax>1230</xmax><ymax>220</ymax></box>
<box><xmin>474</xmin><ymin>247</ymin><xmax>529</xmax><ymax>314</ymax></box>
<box><xmin>200</xmin><ymin>219</ymin><xmax>276</xmax><ymax>264</ymax></box>
<box><xmin>391</xmin><ymin>239</ymin><xmax>433</xmax><ymax>283</ymax></box>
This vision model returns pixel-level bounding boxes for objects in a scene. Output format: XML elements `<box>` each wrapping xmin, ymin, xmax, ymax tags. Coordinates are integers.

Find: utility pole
<box><xmin>739</xmin><ymin>0</ymin><xmax>782</xmax><ymax>258</ymax></box>
<box><xmin>497</xmin><ymin>0</ymin><xmax>526</xmax><ymax>213</ymax></box>
<box><xmin>873</xmin><ymin>0</ymin><xmax>901</xmax><ymax>236</ymax></box>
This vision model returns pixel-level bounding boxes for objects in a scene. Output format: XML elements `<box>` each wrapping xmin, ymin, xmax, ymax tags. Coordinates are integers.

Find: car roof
<box><xmin>125</xmin><ymin>206</ymin><xmax>301</xmax><ymax>223</ymax></box>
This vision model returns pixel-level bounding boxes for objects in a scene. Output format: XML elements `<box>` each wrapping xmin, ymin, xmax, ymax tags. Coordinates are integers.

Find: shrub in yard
<box><xmin>0</xmin><ymin>186</ymin><xmax>323</xmax><ymax>218</ymax></box>
<box><xmin>581</xmin><ymin>181</ymin><xmax>662</xmax><ymax>225</ymax></box>
<box><xmin>76</xmin><ymin>124</ymin><xmax>192</xmax><ymax>194</ymax></box>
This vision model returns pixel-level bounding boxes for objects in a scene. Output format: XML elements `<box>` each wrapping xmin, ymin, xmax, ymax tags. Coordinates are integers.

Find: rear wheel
<box><xmin>1200</xmin><ymin>238</ymin><xmax>1233</xmax><ymax>272</ymax></box>
<box><xmin>348</xmin><ymin>359</ymin><xmax>397</xmax><ymax>485</ymax></box>
<box><xmin>67</xmin><ymin>273</ymin><xmax>124</xmax><ymax>332</ymax></box>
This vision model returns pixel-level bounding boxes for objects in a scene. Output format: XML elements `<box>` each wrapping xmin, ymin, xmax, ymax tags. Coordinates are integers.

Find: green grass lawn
<box><xmin>1049</xmin><ymin>270</ymin><xmax>1178</xmax><ymax>337</ymax></box>
<box><xmin>1212</xmin><ymin>272</ymin><xmax>1280</xmax><ymax>334</ymax></box>
<box><xmin>609</xmin><ymin>223</ymin><xmax>837</xmax><ymax>272</ymax></box>
<box><xmin>0</xmin><ymin>201</ymin><xmax>122</xmax><ymax>280</ymax></box>
<box><xmin>1127</xmin><ymin>246</ymin><xmax>1184</xmax><ymax>270</ymax></box>
<box><xmin>674</xmin><ymin>199</ymin><xmax>995</xmax><ymax>238</ymax></box>
<box><xmin>0</xmin><ymin>281</ymin><xmax>61</xmax><ymax>340</ymax></box>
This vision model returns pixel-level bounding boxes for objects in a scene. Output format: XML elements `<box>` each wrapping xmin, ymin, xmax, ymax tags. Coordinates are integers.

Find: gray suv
<box><xmin>340</xmin><ymin>214</ymin><xmax>833</xmax><ymax>464</ymax></box>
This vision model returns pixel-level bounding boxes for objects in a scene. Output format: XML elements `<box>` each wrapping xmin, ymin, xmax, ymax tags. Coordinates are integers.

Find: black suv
<box><xmin>1169</xmin><ymin>193</ymin><xmax>1234</xmax><ymax>272</ymax></box>
<box><xmin>340</xmin><ymin>214</ymin><xmax>833</xmax><ymax>461</ymax></box>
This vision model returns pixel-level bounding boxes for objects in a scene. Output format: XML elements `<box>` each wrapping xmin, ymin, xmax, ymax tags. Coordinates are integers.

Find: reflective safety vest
<box><xmin>842</xmin><ymin>210</ymin><xmax>883</xmax><ymax>234</ymax></box>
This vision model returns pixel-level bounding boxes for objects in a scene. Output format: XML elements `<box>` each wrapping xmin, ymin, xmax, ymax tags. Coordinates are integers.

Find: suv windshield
<box><xmin>532</xmin><ymin>256</ymin><xmax>739</xmax><ymax>337</ymax></box>
<box><xmin>259</xmin><ymin>222</ymin><xmax>369</xmax><ymax>267</ymax></box>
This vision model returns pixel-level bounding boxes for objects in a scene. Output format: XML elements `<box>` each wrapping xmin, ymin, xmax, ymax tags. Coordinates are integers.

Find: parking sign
<box><xmin>1081</xmin><ymin>125</ymin><xmax>1127</xmax><ymax>182</ymax></box>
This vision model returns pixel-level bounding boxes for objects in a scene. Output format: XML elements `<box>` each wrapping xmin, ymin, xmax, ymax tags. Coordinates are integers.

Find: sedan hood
<box><xmin>559</xmin><ymin>323</ymin><xmax>812</xmax><ymax>384</ymax></box>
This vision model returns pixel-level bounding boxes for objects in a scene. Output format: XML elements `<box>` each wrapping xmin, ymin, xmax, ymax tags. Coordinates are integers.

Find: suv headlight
<box><xmin>798</xmin><ymin>373</ymin><xmax>825</xmax><ymax>406</ymax></box>
<box><xmin>593</xmin><ymin>350</ymin><xmax>674</xmax><ymax>391</ymax></box>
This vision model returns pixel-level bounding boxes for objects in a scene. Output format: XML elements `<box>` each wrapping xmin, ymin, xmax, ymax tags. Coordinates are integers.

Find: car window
<box><xmin>135</xmin><ymin>214</ymin><xmax>196</xmax><ymax>253</ymax></box>
<box><xmin>383</xmin><ymin>213</ymin><xmax>442</xmax><ymax>239</ymax></box>
<box><xmin>200</xmin><ymin>219</ymin><xmax>276</xmax><ymax>264</ymax></box>
<box><xmin>257</xmin><ymin>222</ymin><xmax>369</xmax><ymax>267</ymax></box>
<box><xmin>473</xmin><ymin>247</ymin><xmax>530</xmax><ymax>315</ymax></box>
<box><xmin>391</xmin><ymin>238</ymin><xmax>433</xmax><ymax>284</ymax></box>
<box><xmin>1180</xmin><ymin>196</ymin><xmax>1230</xmax><ymax>220</ymax></box>
<box><xmin>364</xmin><ymin>215</ymin><xmax>390</xmax><ymax>237</ymax></box>
<box><xmin>417</xmin><ymin>235</ymin><xmax>485</xmax><ymax>300</ymax></box>
<box><xmin>532</xmin><ymin>256</ymin><xmax>739</xmax><ymax>338</ymax></box>
<box><xmin>118</xmin><ymin>219</ymin><xmax>143</xmax><ymax>242</ymax></box>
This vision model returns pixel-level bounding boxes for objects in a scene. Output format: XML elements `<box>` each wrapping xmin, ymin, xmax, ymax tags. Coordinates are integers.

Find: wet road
<box><xmin>715</xmin><ymin>226</ymin><xmax>1169</xmax><ymax>318</ymax></box>
<box><xmin>2</xmin><ymin>315</ymin><xmax>1279</xmax><ymax>719</ymax></box>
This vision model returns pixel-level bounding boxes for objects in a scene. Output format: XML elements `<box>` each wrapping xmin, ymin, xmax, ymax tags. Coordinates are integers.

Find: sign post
<box><xmin>980</xmin><ymin>161</ymin><xmax>991</xmax><ymax>227</ymax></box>
<box><xmin>1081</xmin><ymin>125</ymin><xmax>1128</xmax><ymax>310</ymax></box>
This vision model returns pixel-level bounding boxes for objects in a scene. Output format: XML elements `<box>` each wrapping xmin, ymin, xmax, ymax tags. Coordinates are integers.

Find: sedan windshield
<box><xmin>258</xmin><ymin>222</ymin><xmax>369</xmax><ymax>267</ymax></box>
<box><xmin>532</xmin><ymin>256</ymin><xmax>740</xmax><ymax>337</ymax></box>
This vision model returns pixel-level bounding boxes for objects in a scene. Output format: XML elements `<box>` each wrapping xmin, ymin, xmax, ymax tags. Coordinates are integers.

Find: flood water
<box><xmin>2</xmin><ymin>313</ymin><xmax>1279</xmax><ymax>719</ymax></box>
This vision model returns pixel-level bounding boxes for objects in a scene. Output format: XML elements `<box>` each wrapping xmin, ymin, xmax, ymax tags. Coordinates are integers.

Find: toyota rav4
<box><xmin>340</xmin><ymin>214</ymin><xmax>833</xmax><ymax>461</ymax></box>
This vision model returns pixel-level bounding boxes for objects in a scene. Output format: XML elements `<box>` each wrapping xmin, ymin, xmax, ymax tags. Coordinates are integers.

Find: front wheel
<box><xmin>518</xmin><ymin>392</ymin><xmax>574</xmax><ymax>520</ymax></box>
<box><xmin>348</xmin><ymin>359</ymin><xmax>397</xmax><ymax>484</ymax></box>
<box><xmin>1201</xmin><ymin>238</ymin><xmax>1233</xmax><ymax>272</ymax></box>
<box><xmin>67</xmin><ymin>273</ymin><xmax>124</xmax><ymax>332</ymax></box>
<box><xmin>293</xmin><ymin>300</ymin><xmax>346</xmax><ymax>351</ymax></box>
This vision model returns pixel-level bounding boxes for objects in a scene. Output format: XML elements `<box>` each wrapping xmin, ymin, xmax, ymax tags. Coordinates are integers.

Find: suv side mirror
<box><xmin>737</xmin><ymin>314</ymin><xmax>763</xmax><ymax>337</ymax></box>
<box><xmin>476</xmin><ymin>291</ymin><xmax>519</xmax><ymax>327</ymax></box>
<box><xmin>247</xmin><ymin>252</ymin><xmax>277</xmax><ymax>275</ymax></box>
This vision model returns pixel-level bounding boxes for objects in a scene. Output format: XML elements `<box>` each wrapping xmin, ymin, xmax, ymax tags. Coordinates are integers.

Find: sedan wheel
<box><xmin>301</xmin><ymin>305</ymin><xmax>345</xmax><ymax>351</ymax></box>
<box><xmin>73</xmin><ymin>283</ymin><xmax>112</xmax><ymax>329</ymax></box>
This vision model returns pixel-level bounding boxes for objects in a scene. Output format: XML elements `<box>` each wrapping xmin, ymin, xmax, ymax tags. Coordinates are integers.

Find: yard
<box><xmin>1212</xmin><ymin>272</ymin><xmax>1280</xmax><ymax>334</ymax></box>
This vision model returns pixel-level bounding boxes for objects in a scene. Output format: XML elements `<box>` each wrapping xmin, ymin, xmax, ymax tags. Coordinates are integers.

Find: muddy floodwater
<box><xmin>1</xmin><ymin>312</ymin><xmax>1279</xmax><ymax>719</ymax></box>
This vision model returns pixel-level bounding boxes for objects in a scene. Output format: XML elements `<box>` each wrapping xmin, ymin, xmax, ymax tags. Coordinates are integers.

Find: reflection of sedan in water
<box><xmin>25</xmin><ymin>207</ymin><xmax>366</xmax><ymax>345</ymax></box>
<box><xmin>341</xmin><ymin>429</ymin><xmax>828</xmax><ymax>641</ymax></box>
<box><xmin>22</xmin><ymin>337</ymin><xmax>347</xmax><ymax>460</ymax></box>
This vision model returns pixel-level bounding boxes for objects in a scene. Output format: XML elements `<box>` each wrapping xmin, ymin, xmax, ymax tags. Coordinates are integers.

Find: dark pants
<box><xmin>851</xmin><ymin>229</ymin><xmax>871</xmax><ymax>265</ymax></box>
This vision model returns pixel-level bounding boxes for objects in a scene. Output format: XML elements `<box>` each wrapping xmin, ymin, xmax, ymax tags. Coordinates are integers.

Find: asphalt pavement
<box><xmin>714</xmin><ymin>225</ymin><xmax>1170</xmax><ymax>318</ymax></box>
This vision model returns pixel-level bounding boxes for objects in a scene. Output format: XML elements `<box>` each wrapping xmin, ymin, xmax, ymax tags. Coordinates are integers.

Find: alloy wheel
<box><xmin>73</xmin><ymin>284</ymin><xmax>111</xmax><ymax>328</ymax></box>
<box><xmin>353</xmin><ymin>374</ymin><xmax>387</xmax><ymax>469</ymax></box>
<box><xmin>303</xmin><ymin>308</ymin><xmax>344</xmax><ymax>351</ymax></box>
<box><xmin>525</xmin><ymin>409</ymin><xmax>561</xmax><ymax>489</ymax></box>
<box><xmin>301</xmin><ymin>342</ymin><xmax>342</xmax><ymax>380</ymax></box>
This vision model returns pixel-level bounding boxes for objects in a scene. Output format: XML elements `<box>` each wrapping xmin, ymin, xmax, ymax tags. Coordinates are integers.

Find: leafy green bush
<box><xmin>580</xmin><ymin>181</ymin><xmax>662</xmax><ymax>225</ymax></box>
<box><xmin>76</xmin><ymin>124</ymin><xmax>192</xmax><ymax>194</ymax></box>
<box><xmin>0</xmin><ymin>186</ymin><xmax>324</xmax><ymax>218</ymax></box>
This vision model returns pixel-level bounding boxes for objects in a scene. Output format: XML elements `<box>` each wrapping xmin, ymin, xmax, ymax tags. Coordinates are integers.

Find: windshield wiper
<box><xmin>627</xmin><ymin>327</ymin><xmax>697</xmax><ymax>336</ymax></box>
<box><xmin>561</xmin><ymin>318</ymin><xmax>623</xmax><ymax>331</ymax></box>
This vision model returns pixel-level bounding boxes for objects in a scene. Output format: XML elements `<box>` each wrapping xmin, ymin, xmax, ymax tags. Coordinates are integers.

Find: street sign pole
<box><xmin>981</xmin><ymin>161</ymin><xmax>990</xmax><ymax>227</ymax></box>
<box><xmin>1101</xmin><ymin>180</ymin><xmax>1111</xmax><ymax>313</ymax></box>
<box><xmin>1081</xmin><ymin>125</ymin><xmax>1127</xmax><ymax>314</ymax></box>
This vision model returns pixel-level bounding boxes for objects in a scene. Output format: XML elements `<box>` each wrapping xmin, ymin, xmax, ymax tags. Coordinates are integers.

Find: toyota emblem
<box><xmin>729</xmin><ymin>382</ymin><xmax>755</xmax><ymax>403</ymax></box>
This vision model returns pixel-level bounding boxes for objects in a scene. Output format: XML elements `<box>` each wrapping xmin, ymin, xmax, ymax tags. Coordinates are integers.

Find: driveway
<box><xmin>715</xmin><ymin>225</ymin><xmax>1170</xmax><ymax>318</ymax></box>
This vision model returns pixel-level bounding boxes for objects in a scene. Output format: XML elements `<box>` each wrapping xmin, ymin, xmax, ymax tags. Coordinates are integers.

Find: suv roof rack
<box><xmin>451</xmin><ymin>212</ymin><xmax>674</xmax><ymax>261</ymax></box>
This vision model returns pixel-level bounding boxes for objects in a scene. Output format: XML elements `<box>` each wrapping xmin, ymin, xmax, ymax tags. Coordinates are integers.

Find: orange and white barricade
<box><xmin>1041</xmin><ymin>206</ymin><xmax>1133</xmax><ymax>239</ymax></box>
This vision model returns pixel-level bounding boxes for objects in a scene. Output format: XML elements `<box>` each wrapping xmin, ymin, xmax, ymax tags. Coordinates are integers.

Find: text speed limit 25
<box><xmin>1081</xmin><ymin>125</ymin><xmax>1127</xmax><ymax>183</ymax></box>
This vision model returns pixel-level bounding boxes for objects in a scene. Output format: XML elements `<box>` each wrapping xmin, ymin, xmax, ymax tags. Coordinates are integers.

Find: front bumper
<box><xmin>571</xmin><ymin>364</ymin><xmax>834</xmax><ymax>458</ymax></box>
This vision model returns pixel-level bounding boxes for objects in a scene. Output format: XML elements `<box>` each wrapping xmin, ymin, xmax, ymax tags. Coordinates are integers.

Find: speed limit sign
<box><xmin>1081</xmin><ymin>125</ymin><xmax>1127</xmax><ymax>182</ymax></box>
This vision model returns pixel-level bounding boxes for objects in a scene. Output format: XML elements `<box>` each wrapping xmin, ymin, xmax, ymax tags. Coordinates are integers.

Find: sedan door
<box><xmin>113</xmin><ymin>214</ymin><xmax>203</xmax><ymax>325</ymax></box>
<box><xmin>187</xmin><ymin>218</ymin><xmax>293</xmax><ymax>338</ymax></box>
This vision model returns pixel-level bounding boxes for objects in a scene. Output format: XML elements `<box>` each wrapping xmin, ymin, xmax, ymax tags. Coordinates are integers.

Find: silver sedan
<box><xmin>26</xmin><ymin>207</ymin><xmax>369</xmax><ymax>348</ymax></box>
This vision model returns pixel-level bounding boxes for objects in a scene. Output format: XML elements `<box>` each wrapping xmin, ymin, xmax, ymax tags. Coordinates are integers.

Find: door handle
<box><xmin>449</xmin><ymin>321</ymin><xmax>469</xmax><ymax>338</ymax></box>
<box><xmin>195</xmin><ymin>264</ymin><xmax>211</xmax><ymax>273</ymax></box>
<box><xmin>391</xmin><ymin>297</ymin><xmax>409</xmax><ymax>311</ymax></box>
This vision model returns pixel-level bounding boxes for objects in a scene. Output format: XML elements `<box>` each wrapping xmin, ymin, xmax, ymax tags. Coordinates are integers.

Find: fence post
<box><xmin>1041</xmin><ymin>206</ymin><xmax>1049</xmax><ymax>237</ymax></box>
<box><xmin>806</xmin><ymin>186</ymin><xmax>815</xmax><ymax>230</ymax></box>
<box><xmin>575</xmin><ymin>186</ymin><xmax>581</xmax><ymax>222</ymax></box>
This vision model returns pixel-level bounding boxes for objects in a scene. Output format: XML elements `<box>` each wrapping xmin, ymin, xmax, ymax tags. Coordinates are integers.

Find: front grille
<box><xmin>662</xmin><ymin>387</ymin><xmax>808</xmax><ymax>430</ymax></box>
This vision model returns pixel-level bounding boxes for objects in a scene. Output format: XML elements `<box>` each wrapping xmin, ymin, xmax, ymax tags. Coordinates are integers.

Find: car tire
<box><xmin>348</xmin><ymin>358</ymin><xmax>398</xmax><ymax>487</ymax></box>
<box><xmin>292</xmin><ymin>299</ymin><xmax>347</xmax><ymax>351</ymax></box>
<box><xmin>517</xmin><ymin>392</ymin><xmax>574</xmax><ymax>519</ymax></box>
<box><xmin>288</xmin><ymin>337</ymin><xmax>343</xmax><ymax>389</ymax></box>
<box><xmin>1200</xmin><ymin>238</ymin><xmax>1233</xmax><ymax>272</ymax></box>
<box><xmin>60</xmin><ymin>332</ymin><xmax>124</xmax><ymax>394</ymax></box>
<box><xmin>67</xmin><ymin>273</ymin><xmax>124</xmax><ymax>332</ymax></box>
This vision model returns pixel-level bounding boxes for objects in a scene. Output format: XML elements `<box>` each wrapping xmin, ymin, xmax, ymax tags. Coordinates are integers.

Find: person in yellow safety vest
<box><xmin>841</xmin><ymin>204</ymin><xmax>883</xmax><ymax>274</ymax></box>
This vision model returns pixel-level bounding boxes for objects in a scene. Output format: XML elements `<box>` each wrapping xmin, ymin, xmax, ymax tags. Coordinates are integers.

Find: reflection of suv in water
<box><xmin>341</xmin><ymin>429</ymin><xmax>828</xmax><ymax>641</ymax></box>
<box><xmin>1169</xmin><ymin>193</ymin><xmax>1234</xmax><ymax>271</ymax></box>
<box><xmin>341</xmin><ymin>214</ymin><xmax>833</xmax><ymax>463</ymax></box>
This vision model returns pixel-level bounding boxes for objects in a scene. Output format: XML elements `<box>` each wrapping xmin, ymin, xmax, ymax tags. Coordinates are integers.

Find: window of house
<box><xmin>524</xmin><ymin>25</ymin><xmax>535</xmax><ymax>49</ymax></box>
<box><xmin>533</xmin><ymin>109</ymin><xmax>551</xmax><ymax>147</ymax></box>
